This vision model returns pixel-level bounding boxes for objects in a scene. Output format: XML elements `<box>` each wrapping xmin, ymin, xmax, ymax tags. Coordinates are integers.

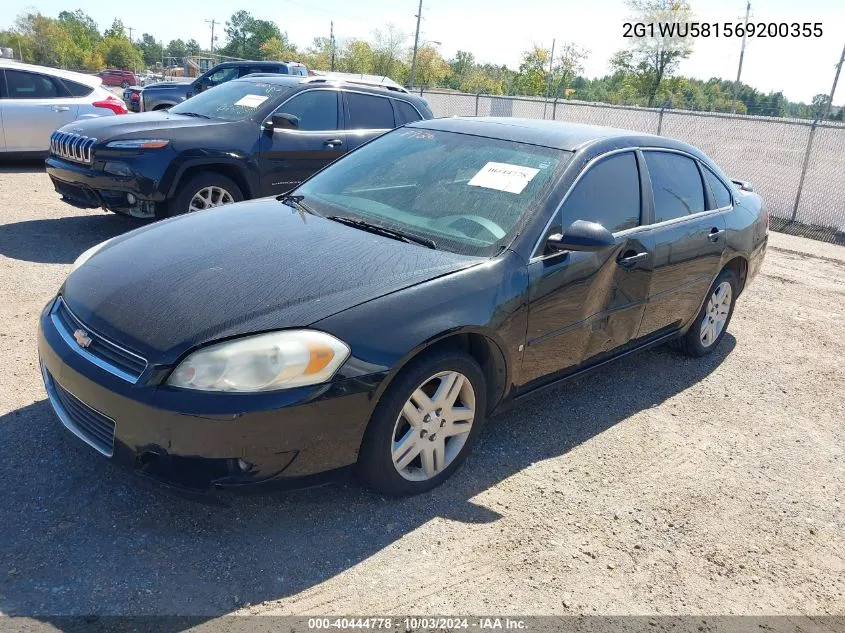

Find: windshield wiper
<box><xmin>327</xmin><ymin>215</ymin><xmax>436</xmax><ymax>249</ymax></box>
<box><xmin>176</xmin><ymin>111</ymin><xmax>212</xmax><ymax>119</ymax></box>
<box><xmin>277</xmin><ymin>193</ymin><xmax>319</xmax><ymax>216</ymax></box>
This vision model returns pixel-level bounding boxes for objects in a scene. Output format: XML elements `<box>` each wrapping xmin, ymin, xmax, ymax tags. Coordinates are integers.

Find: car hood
<box><xmin>62</xmin><ymin>199</ymin><xmax>483</xmax><ymax>363</ymax></box>
<box><xmin>60</xmin><ymin>112</ymin><xmax>230</xmax><ymax>141</ymax></box>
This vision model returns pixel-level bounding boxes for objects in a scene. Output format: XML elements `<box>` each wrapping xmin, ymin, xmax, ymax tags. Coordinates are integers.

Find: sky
<box><xmin>4</xmin><ymin>0</ymin><xmax>844</xmax><ymax>104</ymax></box>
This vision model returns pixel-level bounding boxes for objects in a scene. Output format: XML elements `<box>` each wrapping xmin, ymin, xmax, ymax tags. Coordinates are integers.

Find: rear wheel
<box><xmin>676</xmin><ymin>268</ymin><xmax>738</xmax><ymax>357</ymax></box>
<box><xmin>163</xmin><ymin>172</ymin><xmax>243</xmax><ymax>218</ymax></box>
<box><xmin>121</xmin><ymin>80</ymin><xmax>130</xmax><ymax>89</ymax></box>
<box><xmin>357</xmin><ymin>348</ymin><xmax>487</xmax><ymax>495</ymax></box>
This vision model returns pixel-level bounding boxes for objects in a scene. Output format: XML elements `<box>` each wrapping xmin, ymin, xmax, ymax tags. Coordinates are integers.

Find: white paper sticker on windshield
<box><xmin>468</xmin><ymin>162</ymin><xmax>540</xmax><ymax>194</ymax></box>
<box><xmin>234</xmin><ymin>94</ymin><xmax>269</xmax><ymax>108</ymax></box>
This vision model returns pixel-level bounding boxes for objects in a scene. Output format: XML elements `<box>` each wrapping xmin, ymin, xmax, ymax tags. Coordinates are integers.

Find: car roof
<box><xmin>409</xmin><ymin>117</ymin><xmax>694</xmax><ymax>153</ymax></box>
<box><xmin>0</xmin><ymin>59</ymin><xmax>102</xmax><ymax>88</ymax></box>
<box><xmin>216</xmin><ymin>60</ymin><xmax>305</xmax><ymax>68</ymax></box>
<box><xmin>231</xmin><ymin>75</ymin><xmax>425</xmax><ymax>102</ymax></box>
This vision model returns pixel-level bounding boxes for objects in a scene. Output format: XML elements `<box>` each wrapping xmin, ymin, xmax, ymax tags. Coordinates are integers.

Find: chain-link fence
<box><xmin>420</xmin><ymin>90</ymin><xmax>845</xmax><ymax>245</ymax></box>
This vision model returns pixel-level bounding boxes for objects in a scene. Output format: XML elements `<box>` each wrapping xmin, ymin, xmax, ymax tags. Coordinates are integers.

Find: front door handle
<box><xmin>324</xmin><ymin>139</ymin><xmax>343</xmax><ymax>148</ymax></box>
<box><xmin>51</xmin><ymin>106</ymin><xmax>70</xmax><ymax>112</ymax></box>
<box><xmin>618</xmin><ymin>251</ymin><xmax>649</xmax><ymax>268</ymax></box>
<box><xmin>708</xmin><ymin>227</ymin><xmax>726</xmax><ymax>242</ymax></box>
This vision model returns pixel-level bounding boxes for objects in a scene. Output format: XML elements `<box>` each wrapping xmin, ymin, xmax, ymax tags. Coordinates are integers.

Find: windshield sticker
<box><xmin>234</xmin><ymin>94</ymin><xmax>269</xmax><ymax>108</ymax></box>
<box><xmin>468</xmin><ymin>162</ymin><xmax>540</xmax><ymax>194</ymax></box>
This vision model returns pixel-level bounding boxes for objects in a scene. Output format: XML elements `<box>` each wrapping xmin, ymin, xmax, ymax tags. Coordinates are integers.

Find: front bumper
<box><xmin>37</xmin><ymin>299</ymin><xmax>382</xmax><ymax>495</ymax></box>
<box><xmin>46</xmin><ymin>155</ymin><xmax>168</xmax><ymax>218</ymax></box>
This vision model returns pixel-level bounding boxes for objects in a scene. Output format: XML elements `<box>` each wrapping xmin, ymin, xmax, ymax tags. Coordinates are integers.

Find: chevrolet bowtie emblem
<box><xmin>73</xmin><ymin>329</ymin><xmax>93</xmax><ymax>348</ymax></box>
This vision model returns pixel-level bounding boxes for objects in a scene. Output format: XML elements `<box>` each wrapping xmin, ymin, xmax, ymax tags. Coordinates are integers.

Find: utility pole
<box><xmin>821</xmin><ymin>41</ymin><xmax>845</xmax><ymax>121</ymax></box>
<box><xmin>127</xmin><ymin>27</ymin><xmax>135</xmax><ymax>74</ymax></box>
<box><xmin>732</xmin><ymin>0</ymin><xmax>751</xmax><ymax>113</ymax></box>
<box><xmin>545</xmin><ymin>39</ymin><xmax>556</xmax><ymax>99</ymax></box>
<box><xmin>408</xmin><ymin>0</ymin><xmax>423</xmax><ymax>88</ymax></box>
<box><xmin>330</xmin><ymin>21</ymin><xmax>335</xmax><ymax>71</ymax></box>
<box><xmin>127</xmin><ymin>26</ymin><xmax>135</xmax><ymax>42</ymax></box>
<box><xmin>206</xmin><ymin>19</ymin><xmax>219</xmax><ymax>58</ymax></box>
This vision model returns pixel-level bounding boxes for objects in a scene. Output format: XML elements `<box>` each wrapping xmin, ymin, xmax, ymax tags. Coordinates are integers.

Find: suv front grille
<box><xmin>50</xmin><ymin>131</ymin><xmax>96</xmax><ymax>164</ymax></box>
<box><xmin>51</xmin><ymin>297</ymin><xmax>148</xmax><ymax>383</ymax></box>
<box><xmin>41</xmin><ymin>364</ymin><xmax>116</xmax><ymax>457</ymax></box>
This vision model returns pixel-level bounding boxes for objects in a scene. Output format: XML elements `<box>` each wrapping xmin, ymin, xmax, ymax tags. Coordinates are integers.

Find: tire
<box><xmin>357</xmin><ymin>348</ymin><xmax>488</xmax><ymax>495</ymax></box>
<box><xmin>163</xmin><ymin>171</ymin><xmax>244</xmax><ymax>218</ymax></box>
<box><xmin>121</xmin><ymin>81</ymin><xmax>130</xmax><ymax>89</ymax></box>
<box><xmin>675</xmin><ymin>268</ymin><xmax>739</xmax><ymax>357</ymax></box>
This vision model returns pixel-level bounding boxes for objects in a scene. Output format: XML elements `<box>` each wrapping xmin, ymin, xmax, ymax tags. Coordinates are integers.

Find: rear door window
<box><xmin>558</xmin><ymin>151</ymin><xmax>641</xmax><ymax>234</ymax></box>
<box><xmin>346</xmin><ymin>92</ymin><xmax>395</xmax><ymax>129</ymax></box>
<box><xmin>5</xmin><ymin>70</ymin><xmax>67</xmax><ymax>99</ymax></box>
<box><xmin>644</xmin><ymin>151</ymin><xmax>706</xmax><ymax>223</ymax></box>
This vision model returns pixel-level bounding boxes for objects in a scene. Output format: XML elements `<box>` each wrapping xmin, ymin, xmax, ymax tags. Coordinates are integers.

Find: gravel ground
<box><xmin>0</xmin><ymin>161</ymin><xmax>843</xmax><ymax>621</ymax></box>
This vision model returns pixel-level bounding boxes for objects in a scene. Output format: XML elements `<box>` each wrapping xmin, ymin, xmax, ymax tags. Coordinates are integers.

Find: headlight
<box><xmin>167</xmin><ymin>330</ymin><xmax>351</xmax><ymax>392</ymax></box>
<box><xmin>106</xmin><ymin>139</ymin><xmax>169</xmax><ymax>149</ymax></box>
<box><xmin>71</xmin><ymin>237</ymin><xmax>115</xmax><ymax>272</ymax></box>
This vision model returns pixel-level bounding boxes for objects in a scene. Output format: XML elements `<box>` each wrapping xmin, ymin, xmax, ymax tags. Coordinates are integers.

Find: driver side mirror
<box><xmin>546</xmin><ymin>220</ymin><xmax>616</xmax><ymax>253</ymax></box>
<box><xmin>267</xmin><ymin>112</ymin><xmax>300</xmax><ymax>131</ymax></box>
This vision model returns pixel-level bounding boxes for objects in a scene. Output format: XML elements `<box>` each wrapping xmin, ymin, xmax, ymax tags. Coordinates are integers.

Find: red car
<box><xmin>97</xmin><ymin>69</ymin><xmax>138</xmax><ymax>89</ymax></box>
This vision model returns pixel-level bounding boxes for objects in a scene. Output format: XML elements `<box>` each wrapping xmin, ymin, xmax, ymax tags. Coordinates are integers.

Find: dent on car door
<box><xmin>343</xmin><ymin>91</ymin><xmax>397</xmax><ymax>151</ymax></box>
<box><xmin>1</xmin><ymin>69</ymin><xmax>79</xmax><ymax>152</ymax></box>
<box><xmin>637</xmin><ymin>150</ymin><xmax>728</xmax><ymax>338</ymax></box>
<box><xmin>257</xmin><ymin>89</ymin><xmax>346</xmax><ymax>196</ymax></box>
<box><xmin>520</xmin><ymin>151</ymin><xmax>654</xmax><ymax>388</ymax></box>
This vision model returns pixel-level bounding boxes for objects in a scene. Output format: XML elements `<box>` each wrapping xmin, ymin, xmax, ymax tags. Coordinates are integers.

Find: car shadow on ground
<box><xmin>0</xmin><ymin>336</ymin><xmax>735</xmax><ymax>626</ymax></box>
<box><xmin>0</xmin><ymin>158</ymin><xmax>47</xmax><ymax>174</ymax></box>
<box><xmin>0</xmin><ymin>214</ymin><xmax>148</xmax><ymax>264</ymax></box>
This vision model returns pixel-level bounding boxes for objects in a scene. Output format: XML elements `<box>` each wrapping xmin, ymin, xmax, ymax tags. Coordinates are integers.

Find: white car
<box><xmin>0</xmin><ymin>60</ymin><xmax>128</xmax><ymax>156</ymax></box>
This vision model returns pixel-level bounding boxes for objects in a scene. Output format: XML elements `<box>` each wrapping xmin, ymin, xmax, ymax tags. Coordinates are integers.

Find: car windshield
<box><xmin>296</xmin><ymin>128</ymin><xmax>572</xmax><ymax>257</ymax></box>
<box><xmin>169</xmin><ymin>81</ymin><xmax>293</xmax><ymax>121</ymax></box>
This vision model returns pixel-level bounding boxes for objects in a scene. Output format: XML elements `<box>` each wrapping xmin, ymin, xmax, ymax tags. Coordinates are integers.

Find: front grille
<box><xmin>51</xmin><ymin>297</ymin><xmax>148</xmax><ymax>383</ymax></box>
<box><xmin>42</xmin><ymin>365</ymin><xmax>115</xmax><ymax>457</ymax></box>
<box><xmin>50</xmin><ymin>131</ymin><xmax>96</xmax><ymax>164</ymax></box>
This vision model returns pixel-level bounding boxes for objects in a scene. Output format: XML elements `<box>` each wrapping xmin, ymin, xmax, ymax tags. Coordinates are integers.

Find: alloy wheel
<box><xmin>391</xmin><ymin>371</ymin><xmax>476</xmax><ymax>481</ymax></box>
<box><xmin>188</xmin><ymin>186</ymin><xmax>235</xmax><ymax>213</ymax></box>
<box><xmin>700</xmin><ymin>281</ymin><xmax>732</xmax><ymax>347</ymax></box>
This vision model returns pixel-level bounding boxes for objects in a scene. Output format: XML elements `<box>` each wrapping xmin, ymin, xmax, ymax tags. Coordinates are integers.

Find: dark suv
<box><xmin>45</xmin><ymin>75</ymin><xmax>433</xmax><ymax>219</ymax></box>
<box><xmin>124</xmin><ymin>61</ymin><xmax>308</xmax><ymax>112</ymax></box>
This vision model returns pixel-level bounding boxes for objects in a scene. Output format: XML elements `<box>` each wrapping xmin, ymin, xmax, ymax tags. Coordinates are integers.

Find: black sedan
<box><xmin>38</xmin><ymin>118</ymin><xmax>768</xmax><ymax>496</ymax></box>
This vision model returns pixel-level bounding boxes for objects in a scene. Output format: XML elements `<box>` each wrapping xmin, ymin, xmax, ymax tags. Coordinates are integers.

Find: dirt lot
<box><xmin>0</xmin><ymin>161</ymin><xmax>843</xmax><ymax>621</ymax></box>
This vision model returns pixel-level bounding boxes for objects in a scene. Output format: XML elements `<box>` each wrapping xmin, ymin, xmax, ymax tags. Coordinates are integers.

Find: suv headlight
<box><xmin>106</xmin><ymin>139</ymin><xmax>169</xmax><ymax>149</ymax></box>
<box><xmin>167</xmin><ymin>330</ymin><xmax>351</xmax><ymax>392</ymax></box>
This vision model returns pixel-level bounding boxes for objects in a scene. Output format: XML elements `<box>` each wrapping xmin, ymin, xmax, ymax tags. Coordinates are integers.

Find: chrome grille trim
<box><xmin>49</xmin><ymin>131</ymin><xmax>96</xmax><ymax>164</ymax></box>
<box><xmin>41</xmin><ymin>362</ymin><xmax>115</xmax><ymax>457</ymax></box>
<box><xmin>50</xmin><ymin>297</ymin><xmax>148</xmax><ymax>383</ymax></box>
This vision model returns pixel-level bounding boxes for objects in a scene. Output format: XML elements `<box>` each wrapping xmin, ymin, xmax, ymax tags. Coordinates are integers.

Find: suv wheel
<box><xmin>164</xmin><ymin>172</ymin><xmax>244</xmax><ymax>218</ymax></box>
<box><xmin>357</xmin><ymin>348</ymin><xmax>487</xmax><ymax>495</ymax></box>
<box><xmin>121</xmin><ymin>80</ymin><xmax>130</xmax><ymax>89</ymax></box>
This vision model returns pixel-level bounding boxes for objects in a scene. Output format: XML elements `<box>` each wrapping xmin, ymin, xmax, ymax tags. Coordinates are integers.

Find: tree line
<box><xmin>1</xmin><ymin>2</ymin><xmax>840</xmax><ymax>121</ymax></box>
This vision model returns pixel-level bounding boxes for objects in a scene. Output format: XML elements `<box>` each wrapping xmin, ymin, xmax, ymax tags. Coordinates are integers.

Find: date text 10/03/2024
<box><xmin>307</xmin><ymin>617</ymin><xmax>528</xmax><ymax>630</ymax></box>
<box><xmin>623</xmin><ymin>22</ymin><xmax>823</xmax><ymax>38</ymax></box>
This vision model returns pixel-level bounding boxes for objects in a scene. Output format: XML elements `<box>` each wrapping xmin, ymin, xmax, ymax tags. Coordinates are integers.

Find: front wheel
<box><xmin>163</xmin><ymin>171</ymin><xmax>244</xmax><ymax>218</ymax></box>
<box><xmin>676</xmin><ymin>269</ymin><xmax>738</xmax><ymax>357</ymax></box>
<box><xmin>357</xmin><ymin>348</ymin><xmax>487</xmax><ymax>495</ymax></box>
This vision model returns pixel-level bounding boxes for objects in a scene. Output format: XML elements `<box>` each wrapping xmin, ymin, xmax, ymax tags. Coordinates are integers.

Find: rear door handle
<box><xmin>618</xmin><ymin>252</ymin><xmax>649</xmax><ymax>268</ymax></box>
<box><xmin>51</xmin><ymin>106</ymin><xmax>70</xmax><ymax>112</ymax></box>
<box><xmin>324</xmin><ymin>139</ymin><xmax>343</xmax><ymax>148</ymax></box>
<box><xmin>708</xmin><ymin>227</ymin><xmax>726</xmax><ymax>242</ymax></box>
